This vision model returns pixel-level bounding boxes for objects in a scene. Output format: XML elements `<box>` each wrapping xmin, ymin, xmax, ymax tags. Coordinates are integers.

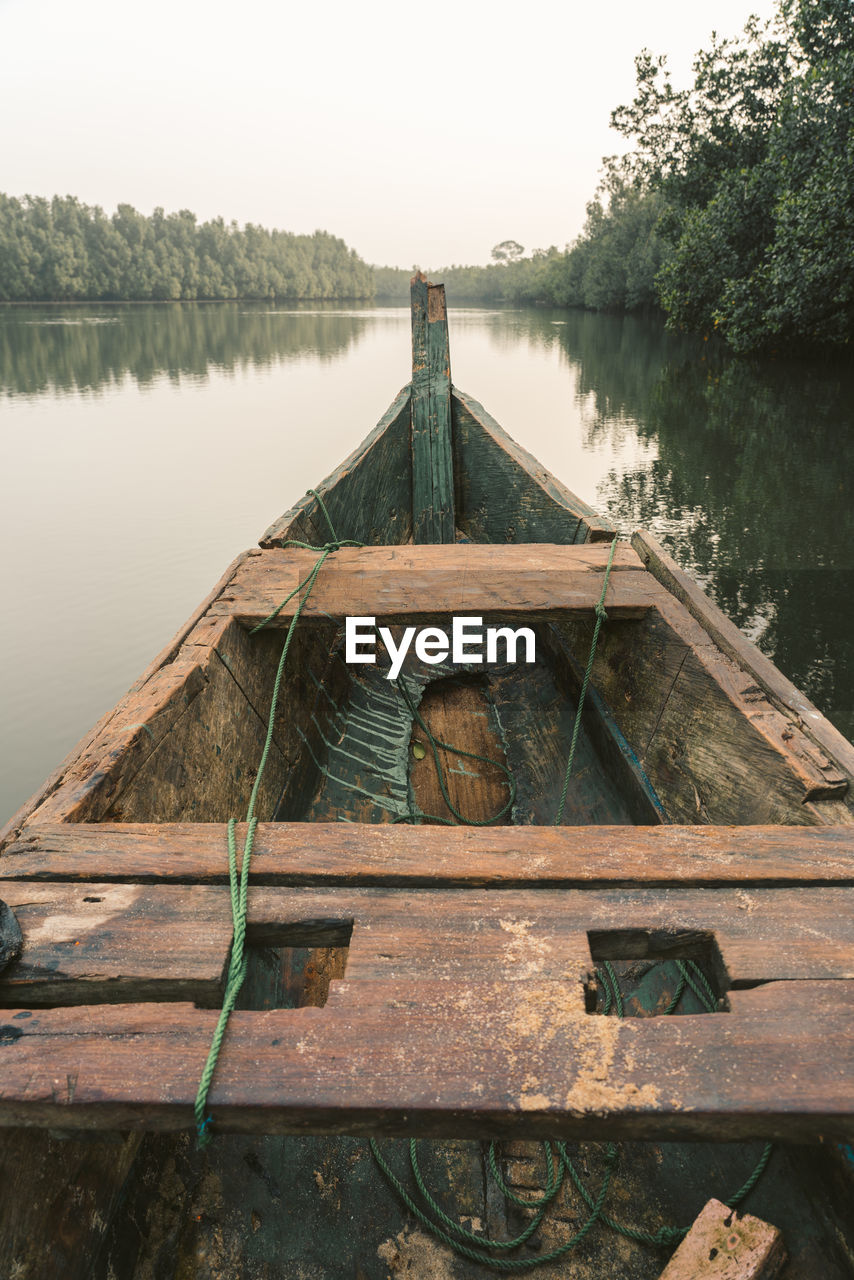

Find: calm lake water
<box><xmin>1</xmin><ymin>301</ymin><xmax>852</xmax><ymax>824</ymax></box>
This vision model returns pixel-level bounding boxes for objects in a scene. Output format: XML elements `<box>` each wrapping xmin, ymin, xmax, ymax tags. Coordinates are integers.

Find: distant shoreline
<box><xmin>0</xmin><ymin>296</ymin><xmax>379</xmax><ymax>307</ymax></box>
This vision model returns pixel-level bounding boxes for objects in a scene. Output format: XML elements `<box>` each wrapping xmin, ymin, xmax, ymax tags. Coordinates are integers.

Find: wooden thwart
<box><xmin>0</xmin><ymin>864</ymin><xmax>852</xmax><ymax>1137</ymax></box>
<box><xmin>2</xmin><ymin>881</ymin><xmax>852</xmax><ymax>993</ymax></box>
<box><xmin>0</xmin><ymin>981</ymin><xmax>851</xmax><ymax>1140</ymax></box>
<box><xmin>210</xmin><ymin>542</ymin><xmax>656</xmax><ymax>625</ymax></box>
<box><xmin>5</xmin><ymin>822</ymin><xmax>854</xmax><ymax>886</ymax></box>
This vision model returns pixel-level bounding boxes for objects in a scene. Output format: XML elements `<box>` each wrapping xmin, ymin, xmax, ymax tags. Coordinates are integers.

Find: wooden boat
<box><xmin>1</xmin><ymin>277</ymin><xmax>853</xmax><ymax>1279</ymax></box>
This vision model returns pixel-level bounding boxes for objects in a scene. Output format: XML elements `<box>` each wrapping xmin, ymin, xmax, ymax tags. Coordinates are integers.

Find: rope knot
<box><xmin>653</xmin><ymin>1225</ymin><xmax>688</xmax><ymax>1246</ymax></box>
<box><xmin>595</xmin><ymin>601</ymin><xmax>608</xmax><ymax>622</ymax></box>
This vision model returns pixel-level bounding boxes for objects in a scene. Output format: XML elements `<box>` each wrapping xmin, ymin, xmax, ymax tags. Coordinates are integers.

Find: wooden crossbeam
<box><xmin>209</xmin><ymin>543</ymin><xmax>656</xmax><ymax>625</ymax></box>
<box><xmin>2</xmin><ymin>882</ymin><xmax>852</xmax><ymax>992</ymax></box>
<box><xmin>0</xmin><ymin>982</ymin><xmax>851</xmax><ymax>1139</ymax></box>
<box><xmin>5</xmin><ymin>822</ymin><xmax>854</xmax><ymax>887</ymax></box>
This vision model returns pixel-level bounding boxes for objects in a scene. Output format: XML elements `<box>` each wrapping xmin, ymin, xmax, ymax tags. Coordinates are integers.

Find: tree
<box><xmin>0</xmin><ymin>197</ymin><xmax>375</xmax><ymax>302</ymax></box>
<box><xmin>491</xmin><ymin>239</ymin><xmax>524</xmax><ymax>262</ymax></box>
<box><xmin>609</xmin><ymin>0</ymin><xmax>854</xmax><ymax>350</ymax></box>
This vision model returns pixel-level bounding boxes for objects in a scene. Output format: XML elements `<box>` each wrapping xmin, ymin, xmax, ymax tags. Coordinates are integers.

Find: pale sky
<box><xmin>1</xmin><ymin>0</ymin><xmax>776</xmax><ymax>268</ymax></box>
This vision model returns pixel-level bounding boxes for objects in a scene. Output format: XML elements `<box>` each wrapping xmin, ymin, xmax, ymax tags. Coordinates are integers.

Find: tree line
<box><xmin>377</xmin><ymin>0</ymin><xmax>853</xmax><ymax>352</ymax></box>
<box><xmin>0</xmin><ymin>195</ymin><xmax>374</xmax><ymax>301</ymax></box>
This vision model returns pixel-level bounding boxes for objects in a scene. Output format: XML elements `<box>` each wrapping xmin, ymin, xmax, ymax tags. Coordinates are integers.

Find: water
<box><xmin>1</xmin><ymin>301</ymin><xmax>851</xmax><ymax>824</ymax></box>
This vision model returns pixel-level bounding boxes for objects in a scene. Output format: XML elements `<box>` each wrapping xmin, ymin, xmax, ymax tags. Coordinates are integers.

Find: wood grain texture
<box><xmin>24</xmin><ymin>627</ymin><xmax>289</xmax><ymax>827</ymax></box>
<box><xmin>556</xmin><ymin>592</ymin><xmax>848</xmax><ymax>824</ymax></box>
<box><xmin>259</xmin><ymin>386</ymin><xmax>413</xmax><ymax>548</ymax></box>
<box><xmin>6</xmin><ymin>822</ymin><xmax>854</xmax><ymax>887</ymax></box>
<box><xmin>209</xmin><ymin>542</ymin><xmax>656</xmax><ymax>625</ymax></box>
<box><xmin>0</xmin><ymin>1128</ymin><xmax>142</xmax><ymax>1280</ymax></box>
<box><xmin>633</xmin><ymin>528</ymin><xmax>854</xmax><ymax>801</ymax></box>
<box><xmin>408</xmin><ymin>677</ymin><xmax>515</xmax><ymax>825</ymax></box>
<box><xmin>657</xmin><ymin>1198</ymin><xmax>786</xmax><ymax>1279</ymax></box>
<box><xmin>410</xmin><ymin>275</ymin><xmax>455</xmax><ymax>543</ymax></box>
<box><xmin>0</xmin><ymin>882</ymin><xmax>233</xmax><ymax>1004</ymax></box>
<box><xmin>0</xmin><ymin>981</ymin><xmax>851</xmax><ymax>1139</ymax></box>
<box><xmin>3</xmin><ymin>882</ymin><xmax>852</xmax><ymax>998</ymax></box>
<box><xmin>452</xmin><ymin>389</ymin><xmax>615</xmax><ymax>544</ymax></box>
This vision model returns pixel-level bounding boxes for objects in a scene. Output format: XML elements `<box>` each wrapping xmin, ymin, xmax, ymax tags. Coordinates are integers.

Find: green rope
<box><xmin>195</xmin><ymin>489</ymin><xmax>363</xmax><ymax>1147</ymax></box>
<box><xmin>370</xmin><ymin>1138</ymin><xmax>617</xmax><ymax>1270</ymax></box>
<box><xmin>577</xmin><ymin>960</ymin><xmax>774</xmax><ymax>1247</ymax></box>
<box><xmin>554</xmin><ymin>534</ymin><xmax>618</xmax><ymax>825</ymax></box>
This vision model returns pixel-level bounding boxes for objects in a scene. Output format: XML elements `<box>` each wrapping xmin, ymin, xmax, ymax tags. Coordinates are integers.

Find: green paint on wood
<box><xmin>451</xmin><ymin>389</ymin><xmax>616</xmax><ymax>544</ymax></box>
<box><xmin>261</xmin><ymin>387</ymin><xmax>413</xmax><ymax>549</ymax></box>
<box><xmin>410</xmin><ymin>274</ymin><xmax>455</xmax><ymax>543</ymax></box>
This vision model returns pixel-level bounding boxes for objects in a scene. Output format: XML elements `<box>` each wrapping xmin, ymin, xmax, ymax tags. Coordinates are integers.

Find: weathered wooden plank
<box><xmin>0</xmin><ymin>982</ymin><xmax>851</xmax><ymax>1139</ymax></box>
<box><xmin>0</xmin><ymin>882</ymin><xmax>232</xmax><ymax>1004</ymax></box>
<box><xmin>278</xmin><ymin>885</ymin><xmax>853</xmax><ymax>986</ymax></box>
<box><xmin>259</xmin><ymin>385</ymin><xmax>413</xmax><ymax>548</ymax></box>
<box><xmin>24</xmin><ymin>648</ymin><xmax>213</xmax><ymax>825</ymax></box>
<box><xmin>210</xmin><ymin>543</ymin><xmax>656</xmax><ymax>624</ymax></box>
<box><xmin>452</xmin><ymin>389</ymin><xmax>615</xmax><ymax>544</ymax></box>
<box><xmin>408</xmin><ymin>679</ymin><xmax>512</xmax><ymax>824</ymax></box>
<box><xmin>3</xmin><ymin>882</ymin><xmax>852</xmax><ymax>1001</ymax></box>
<box><xmin>411</xmin><ymin>275</ymin><xmax>455</xmax><ymax>543</ymax></box>
<box><xmin>633</xmin><ymin>528</ymin><xmax>854</xmax><ymax>801</ymax></box>
<box><xmin>657</xmin><ymin>1199</ymin><xmax>786</xmax><ymax>1279</ymax></box>
<box><xmin>557</xmin><ymin>589</ymin><xmax>848</xmax><ymax>822</ymax></box>
<box><xmin>6</xmin><ymin>822</ymin><xmax>854</xmax><ymax>887</ymax></box>
<box><xmin>0</xmin><ymin>1128</ymin><xmax>143</xmax><ymax>1280</ymax></box>
<box><xmin>539</xmin><ymin>625</ymin><xmax>668</xmax><ymax>825</ymax></box>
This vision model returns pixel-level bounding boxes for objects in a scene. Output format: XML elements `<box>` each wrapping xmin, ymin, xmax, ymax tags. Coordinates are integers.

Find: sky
<box><xmin>0</xmin><ymin>0</ymin><xmax>777</xmax><ymax>268</ymax></box>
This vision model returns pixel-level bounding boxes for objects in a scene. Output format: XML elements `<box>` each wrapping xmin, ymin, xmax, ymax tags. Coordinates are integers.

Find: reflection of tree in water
<box><xmin>0</xmin><ymin>302</ymin><xmax>379</xmax><ymax>398</ymax></box>
<box><xmin>553</xmin><ymin>315</ymin><xmax>854</xmax><ymax>737</ymax></box>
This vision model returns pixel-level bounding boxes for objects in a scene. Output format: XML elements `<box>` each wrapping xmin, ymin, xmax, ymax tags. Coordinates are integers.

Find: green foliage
<box><xmin>611</xmin><ymin>0</ymin><xmax>854</xmax><ymax>350</ymax></box>
<box><xmin>371</xmin><ymin>217</ymin><xmax>664</xmax><ymax>314</ymax></box>
<box><xmin>0</xmin><ymin>196</ymin><xmax>374</xmax><ymax>302</ymax></box>
<box><xmin>372</xmin><ymin>191</ymin><xmax>666</xmax><ymax>315</ymax></box>
<box><xmin>561</xmin><ymin>184</ymin><xmax>666</xmax><ymax>312</ymax></box>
